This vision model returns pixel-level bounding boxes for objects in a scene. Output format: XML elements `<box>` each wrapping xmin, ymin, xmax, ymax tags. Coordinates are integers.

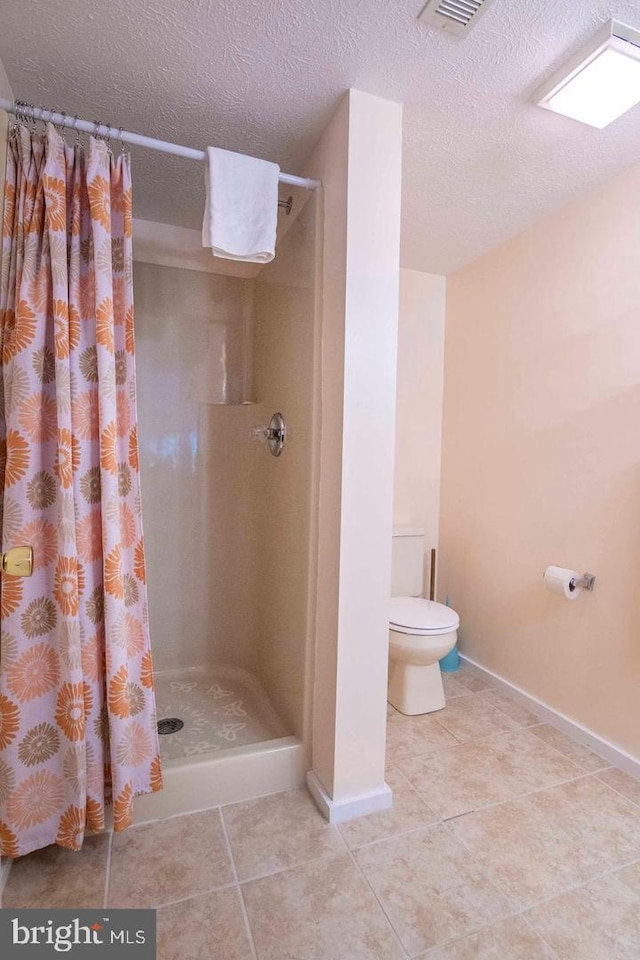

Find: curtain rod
<box><xmin>0</xmin><ymin>99</ymin><xmax>321</xmax><ymax>191</ymax></box>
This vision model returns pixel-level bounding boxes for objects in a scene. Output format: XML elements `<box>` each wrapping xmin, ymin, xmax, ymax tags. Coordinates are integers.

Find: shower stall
<box><xmin>132</xmin><ymin>195</ymin><xmax>319</xmax><ymax>820</ymax></box>
<box><xmin>0</xmin><ymin>90</ymin><xmax>403</xmax><ymax>850</ymax></box>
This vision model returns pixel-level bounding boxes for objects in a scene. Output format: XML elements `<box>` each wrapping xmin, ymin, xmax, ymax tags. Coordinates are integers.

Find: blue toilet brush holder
<box><xmin>439</xmin><ymin>644</ymin><xmax>459</xmax><ymax>672</ymax></box>
<box><xmin>439</xmin><ymin>594</ymin><xmax>459</xmax><ymax>672</ymax></box>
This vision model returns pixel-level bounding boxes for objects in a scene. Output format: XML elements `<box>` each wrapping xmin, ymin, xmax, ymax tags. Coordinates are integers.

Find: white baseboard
<box><xmin>460</xmin><ymin>654</ymin><xmax>640</xmax><ymax>779</ymax></box>
<box><xmin>306</xmin><ymin>771</ymin><xmax>392</xmax><ymax>824</ymax></box>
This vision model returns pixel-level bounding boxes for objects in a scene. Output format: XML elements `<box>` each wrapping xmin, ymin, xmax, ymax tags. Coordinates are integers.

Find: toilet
<box><xmin>388</xmin><ymin>527</ymin><xmax>460</xmax><ymax>715</ymax></box>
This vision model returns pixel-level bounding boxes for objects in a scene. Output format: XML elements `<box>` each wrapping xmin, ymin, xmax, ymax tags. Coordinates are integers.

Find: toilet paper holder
<box><xmin>572</xmin><ymin>573</ymin><xmax>596</xmax><ymax>592</ymax></box>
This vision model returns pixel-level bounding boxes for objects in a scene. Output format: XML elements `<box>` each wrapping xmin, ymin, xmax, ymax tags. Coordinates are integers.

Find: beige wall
<box><xmin>252</xmin><ymin>195</ymin><xmax>317</xmax><ymax>740</ymax></box>
<box><xmin>303</xmin><ymin>95</ymin><xmax>348</xmax><ymax>795</ymax></box>
<box><xmin>394</xmin><ymin>269</ymin><xmax>446</xmax><ymax>592</ymax></box>
<box><xmin>440</xmin><ymin>162</ymin><xmax>640</xmax><ymax>760</ymax></box>
<box><xmin>0</xmin><ymin>57</ymin><xmax>11</xmax><ymax>100</ymax></box>
<box><xmin>305</xmin><ymin>89</ymin><xmax>403</xmax><ymax>807</ymax></box>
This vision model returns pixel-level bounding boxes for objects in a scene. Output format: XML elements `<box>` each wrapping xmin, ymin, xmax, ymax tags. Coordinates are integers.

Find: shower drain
<box><xmin>157</xmin><ymin>717</ymin><xmax>184</xmax><ymax>735</ymax></box>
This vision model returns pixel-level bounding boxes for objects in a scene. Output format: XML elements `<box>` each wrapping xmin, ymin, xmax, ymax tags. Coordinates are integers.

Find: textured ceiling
<box><xmin>2</xmin><ymin>0</ymin><xmax>640</xmax><ymax>274</ymax></box>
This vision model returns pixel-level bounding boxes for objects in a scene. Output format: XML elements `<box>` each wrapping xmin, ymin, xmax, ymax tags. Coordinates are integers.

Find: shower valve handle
<box><xmin>251</xmin><ymin>412</ymin><xmax>286</xmax><ymax>457</ymax></box>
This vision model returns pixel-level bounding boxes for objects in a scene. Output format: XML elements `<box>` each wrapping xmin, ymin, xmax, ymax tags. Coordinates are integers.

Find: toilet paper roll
<box><xmin>543</xmin><ymin>565</ymin><xmax>581</xmax><ymax>600</ymax></box>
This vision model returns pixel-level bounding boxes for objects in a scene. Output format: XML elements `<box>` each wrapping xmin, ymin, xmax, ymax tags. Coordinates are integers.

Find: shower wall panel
<box><xmin>251</xmin><ymin>197</ymin><xmax>318</xmax><ymax>739</ymax></box>
<box><xmin>133</xmin><ymin>262</ymin><xmax>258</xmax><ymax>673</ymax></box>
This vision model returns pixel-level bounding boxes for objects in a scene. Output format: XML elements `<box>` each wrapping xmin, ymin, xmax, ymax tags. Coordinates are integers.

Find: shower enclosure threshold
<box><xmin>134</xmin><ymin>664</ymin><xmax>306</xmax><ymax>822</ymax></box>
<box><xmin>134</xmin><ymin>734</ymin><xmax>305</xmax><ymax>823</ymax></box>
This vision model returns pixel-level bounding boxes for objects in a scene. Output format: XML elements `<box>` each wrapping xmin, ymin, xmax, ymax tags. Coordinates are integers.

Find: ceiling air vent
<box><xmin>418</xmin><ymin>0</ymin><xmax>498</xmax><ymax>37</ymax></box>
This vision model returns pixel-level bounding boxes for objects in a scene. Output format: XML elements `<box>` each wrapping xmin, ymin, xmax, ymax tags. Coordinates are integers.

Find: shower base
<box><xmin>154</xmin><ymin>665</ymin><xmax>289</xmax><ymax>761</ymax></box>
<box><xmin>134</xmin><ymin>664</ymin><xmax>305</xmax><ymax>823</ymax></box>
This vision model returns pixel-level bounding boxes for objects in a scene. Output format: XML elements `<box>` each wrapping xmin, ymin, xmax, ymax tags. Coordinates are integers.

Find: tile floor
<box><xmin>3</xmin><ymin>664</ymin><xmax>640</xmax><ymax>959</ymax></box>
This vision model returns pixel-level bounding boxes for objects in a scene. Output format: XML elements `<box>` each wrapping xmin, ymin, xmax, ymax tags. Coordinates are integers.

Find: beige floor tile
<box><xmin>423</xmin><ymin>915</ymin><xmax>555</xmax><ymax>959</ymax></box>
<box><xmin>433</xmin><ymin>696</ymin><xmax>520</xmax><ymax>743</ymax></box>
<box><xmin>479</xmin><ymin>689</ymin><xmax>540</xmax><ymax>726</ymax></box>
<box><xmin>338</xmin><ymin>766</ymin><xmax>438</xmax><ymax>850</ymax></box>
<box><xmin>108</xmin><ymin>809</ymin><xmax>233</xmax><ymax>908</ymax></box>
<box><xmin>354</xmin><ymin>824</ymin><xmax>513</xmax><ymax>955</ymax></box>
<box><xmin>527</xmin><ymin>725</ymin><xmax>608</xmax><ymax>772</ymax></box>
<box><xmin>450</xmin><ymin>776</ymin><xmax>640</xmax><ymax>910</ymax></box>
<box><xmin>157</xmin><ymin>888</ymin><xmax>253</xmax><ymax>960</ymax></box>
<box><xmin>617</xmin><ymin>860</ymin><xmax>640</xmax><ymax>892</ymax></box>
<box><xmin>452</xmin><ymin>666</ymin><xmax>492</xmax><ymax>693</ymax></box>
<box><xmin>526</xmin><ymin>869</ymin><xmax>640</xmax><ymax>959</ymax></box>
<box><xmin>222</xmin><ymin>788</ymin><xmax>343</xmax><ymax>882</ymax></box>
<box><xmin>399</xmin><ymin>730</ymin><xmax>583</xmax><ymax>820</ymax></box>
<box><xmin>242</xmin><ymin>852</ymin><xmax>404</xmax><ymax>960</ymax></box>
<box><xmin>442</xmin><ymin>674</ymin><xmax>475</xmax><ymax>700</ymax></box>
<box><xmin>386</xmin><ymin>710</ymin><xmax>458</xmax><ymax>764</ymax></box>
<box><xmin>2</xmin><ymin>833</ymin><xmax>109</xmax><ymax>908</ymax></box>
<box><xmin>597</xmin><ymin>767</ymin><xmax>640</xmax><ymax>806</ymax></box>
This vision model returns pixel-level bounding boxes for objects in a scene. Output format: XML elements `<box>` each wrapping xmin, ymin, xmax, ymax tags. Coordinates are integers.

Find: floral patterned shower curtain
<box><xmin>0</xmin><ymin>123</ymin><xmax>162</xmax><ymax>857</ymax></box>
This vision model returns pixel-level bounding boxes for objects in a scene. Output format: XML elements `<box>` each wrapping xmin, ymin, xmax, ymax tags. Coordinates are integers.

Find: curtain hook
<box><xmin>9</xmin><ymin>100</ymin><xmax>20</xmax><ymax>137</ymax></box>
<box><xmin>17</xmin><ymin>99</ymin><xmax>33</xmax><ymax>128</ymax></box>
<box><xmin>73</xmin><ymin>114</ymin><xmax>81</xmax><ymax>146</ymax></box>
<box><xmin>52</xmin><ymin>108</ymin><xmax>67</xmax><ymax>139</ymax></box>
<box><xmin>118</xmin><ymin>126</ymin><xmax>130</xmax><ymax>159</ymax></box>
<box><xmin>15</xmin><ymin>99</ymin><xmax>30</xmax><ymax>135</ymax></box>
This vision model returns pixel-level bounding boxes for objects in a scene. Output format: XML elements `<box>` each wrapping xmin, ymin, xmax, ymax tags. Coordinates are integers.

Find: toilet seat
<box><xmin>389</xmin><ymin>597</ymin><xmax>459</xmax><ymax>636</ymax></box>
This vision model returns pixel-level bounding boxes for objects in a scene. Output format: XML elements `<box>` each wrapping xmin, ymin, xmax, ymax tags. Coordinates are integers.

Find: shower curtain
<box><xmin>0</xmin><ymin>123</ymin><xmax>162</xmax><ymax>857</ymax></box>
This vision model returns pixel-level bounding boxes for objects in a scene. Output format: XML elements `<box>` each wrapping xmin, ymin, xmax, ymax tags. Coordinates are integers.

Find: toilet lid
<box><xmin>389</xmin><ymin>597</ymin><xmax>459</xmax><ymax>634</ymax></box>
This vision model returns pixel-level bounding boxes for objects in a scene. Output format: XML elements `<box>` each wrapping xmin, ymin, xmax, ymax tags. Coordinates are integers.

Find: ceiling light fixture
<box><xmin>534</xmin><ymin>19</ymin><xmax>640</xmax><ymax>129</ymax></box>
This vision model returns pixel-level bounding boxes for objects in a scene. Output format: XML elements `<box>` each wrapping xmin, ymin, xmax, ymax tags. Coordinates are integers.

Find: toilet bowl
<box><xmin>388</xmin><ymin>597</ymin><xmax>459</xmax><ymax>715</ymax></box>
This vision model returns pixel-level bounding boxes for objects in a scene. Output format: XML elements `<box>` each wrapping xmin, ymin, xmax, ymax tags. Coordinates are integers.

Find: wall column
<box><xmin>305</xmin><ymin>88</ymin><xmax>403</xmax><ymax>821</ymax></box>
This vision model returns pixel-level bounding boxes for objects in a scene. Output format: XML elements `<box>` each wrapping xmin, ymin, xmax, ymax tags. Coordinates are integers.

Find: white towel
<box><xmin>202</xmin><ymin>147</ymin><xmax>280</xmax><ymax>263</ymax></box>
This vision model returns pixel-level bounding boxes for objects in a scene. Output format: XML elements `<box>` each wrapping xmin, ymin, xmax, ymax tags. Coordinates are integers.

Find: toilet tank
<box><xmin>391</xmin><ymin>526</ymin><xmax>425</xmax><ymax>597</ymax></box>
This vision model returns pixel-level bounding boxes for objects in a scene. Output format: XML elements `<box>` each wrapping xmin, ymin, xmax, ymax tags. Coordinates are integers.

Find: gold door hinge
<box><xmin>1</xmin><ymin>545</ymin><xmax>33</xmax><ymax>577</ymax></box>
